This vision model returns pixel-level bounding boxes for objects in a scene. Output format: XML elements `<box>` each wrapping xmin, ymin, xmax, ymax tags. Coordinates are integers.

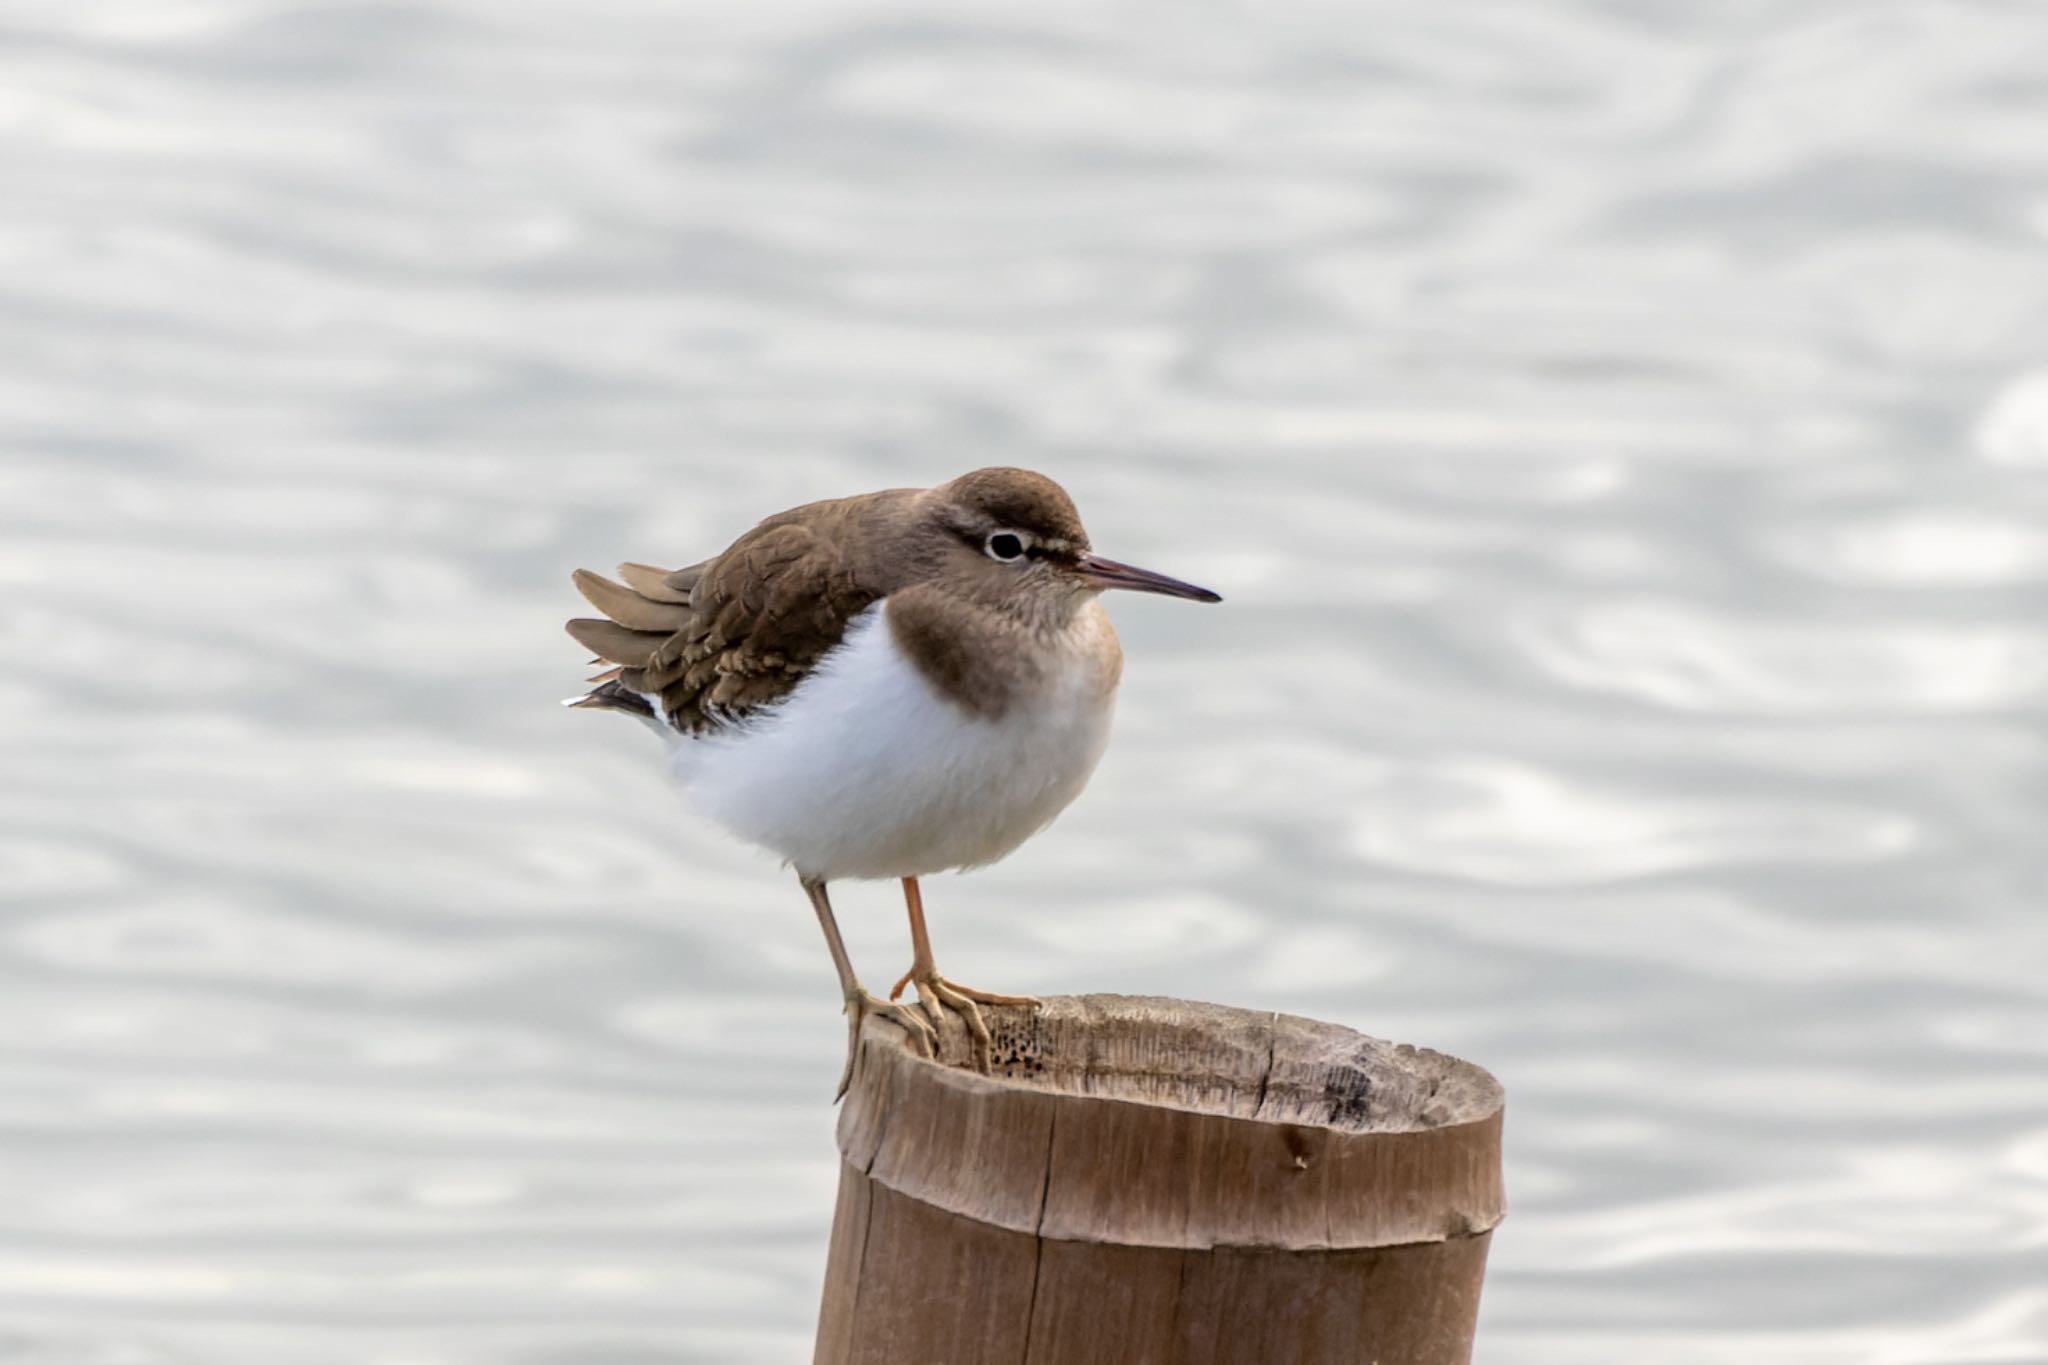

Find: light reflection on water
<box><xmin>4</xmin><ymin>2</ymin><xmax>2048</xmax><ymax>1362</ymax></box>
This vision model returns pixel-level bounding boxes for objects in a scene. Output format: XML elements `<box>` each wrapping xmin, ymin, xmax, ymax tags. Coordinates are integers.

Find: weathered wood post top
<box><xmin>816</xmin><ymin>993</ymin><xmax>1506</xmax><ymax>1365</ymax></box>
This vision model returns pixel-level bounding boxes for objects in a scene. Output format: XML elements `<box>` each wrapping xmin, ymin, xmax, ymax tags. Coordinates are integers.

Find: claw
<box><xmin>898</xmin><ymin>974</ymin><xmax>1039</xmax><ymax>1073</ymax></box>
<box><xmin>836</xmin><ymin>990</ymin><xmax>937</xmax><ymax>1100</ymax></box>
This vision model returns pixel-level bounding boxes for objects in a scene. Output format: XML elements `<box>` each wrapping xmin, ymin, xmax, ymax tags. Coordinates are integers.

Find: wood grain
<box><xmin>815</xmin><ymin>994</ymin><xmax>1506</xmax><ymax>1365</ymax></box>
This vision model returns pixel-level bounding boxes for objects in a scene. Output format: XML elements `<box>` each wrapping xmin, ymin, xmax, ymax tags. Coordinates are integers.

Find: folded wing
<box><xmin>565</xmin><ymin>517</ymin><xmax>892</xmax><ymax>734</ymax></box>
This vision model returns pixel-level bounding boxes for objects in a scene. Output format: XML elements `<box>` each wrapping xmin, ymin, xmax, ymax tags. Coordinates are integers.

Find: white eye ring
<box><xmin>985</xmin><ymin>531</ymin><xmax>1029</xmax><ymax>561</ymax></box>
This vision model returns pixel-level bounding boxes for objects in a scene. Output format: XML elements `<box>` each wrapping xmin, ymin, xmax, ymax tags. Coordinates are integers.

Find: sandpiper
<box><xmin>564</xmin><ymin>467</ymin><xmax>1220</xmax><ymax>1092</ymax></box>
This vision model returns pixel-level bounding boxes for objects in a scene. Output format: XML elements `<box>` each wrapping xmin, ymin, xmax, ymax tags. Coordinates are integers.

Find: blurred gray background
<box><xmin>5</xmin><ymin>1</ymin><xmax>2048</xmax><ymax>1362</ymax></box>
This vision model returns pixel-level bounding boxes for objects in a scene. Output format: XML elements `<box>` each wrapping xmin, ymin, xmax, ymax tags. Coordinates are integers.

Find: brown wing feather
<box><xmin>563</xmin><ymin>498</ymin><xmax>908</xmax><ymax>734</ymax></box>
<box><xmin>572</xmin><ymin>569</ymin><xmax>692</xmax><ymax>631</ymax></box>
<box><xmin>617</xmin><ymin>561</ymin><xmax>693</xmax><ymax>604</ymax></box>
<box><xmin>565</xmin><ymin>616</ymin><xmax>665</xmax><ymax>665</ymax></box>
<box><xmin>655</xmin><ymin>521</ymin><xmax>887</xmax><ymax>730</ymax></box>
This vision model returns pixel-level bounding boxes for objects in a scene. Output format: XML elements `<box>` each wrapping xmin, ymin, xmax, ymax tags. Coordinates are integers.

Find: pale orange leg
<box><xmin>802</xmin><ymin>875</ymin><xmax>934</xmax><ymax>1100</ymax></box>
<box><xmin>886</xmin><ymin>876</ymin><xmax>1038</xmax><ymax>1069</ymax></box>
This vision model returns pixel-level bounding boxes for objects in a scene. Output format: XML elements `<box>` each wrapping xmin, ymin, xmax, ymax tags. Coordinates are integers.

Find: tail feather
<box><xmin>617</xmin><ymin>561</ymin><xmax>693</xmax><ymax>604</ymax></box>
<box><xmin>562</xmin><ymin>679</ymin><xmax>657</xmax><ymax>719</ymax></box>
<box><xmin>572</xmin><ymin>568</ymin><xmax>691</xmax><ymax>632</ymax></box>
<box><xmin>565</xmin><ymin>616</ymin><xmax>663</xmax><ymax>665</ymax></box>
<box><xmin>566</xmin><ymin>560</ymin><xmax>710</xmax><ymax>730</ymax></box>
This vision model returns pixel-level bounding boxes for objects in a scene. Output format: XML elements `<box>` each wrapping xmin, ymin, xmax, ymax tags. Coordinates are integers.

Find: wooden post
<box><xmin>814</xmin><ymin>994</ymin><xmax>1506</xmax><ymax>1365</ymax></box>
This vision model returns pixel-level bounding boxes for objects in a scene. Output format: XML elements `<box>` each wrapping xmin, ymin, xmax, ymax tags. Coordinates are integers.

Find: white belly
<box><xmin>669</xmin><ymin>601</ymin><xmax>1118</xmax><ymax>880</ymax></box>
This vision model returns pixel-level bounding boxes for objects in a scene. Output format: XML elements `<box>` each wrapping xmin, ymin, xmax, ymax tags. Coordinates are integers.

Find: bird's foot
<box><xmin>887</xmin><ymin>970</ymin><xmax>1040</xmax><ymax>1072</ymax></box>
<box><xmin>836</xmin><ymin>989</ymin><xmax>936</xmax><ymax>1101</ymax></box>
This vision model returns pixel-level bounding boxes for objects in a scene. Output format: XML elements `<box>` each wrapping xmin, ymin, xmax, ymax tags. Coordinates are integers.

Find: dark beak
<box><xmin>1074</xmin><ymin>553</ymin><xmax>1222</xmax><ymax>603</ymax></box>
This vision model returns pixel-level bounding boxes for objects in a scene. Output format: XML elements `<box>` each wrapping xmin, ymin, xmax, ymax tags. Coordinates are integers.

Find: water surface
<box><xmin>4</xmin><ymin>2</ymin><xmax>2047</xmax><ymax>1361</ymax></box>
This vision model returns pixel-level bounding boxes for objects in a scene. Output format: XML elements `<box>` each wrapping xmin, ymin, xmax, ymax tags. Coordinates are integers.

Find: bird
<box><xmin>563</xmin><ymin>467</ymin><xmax>1220</xmax><ymax>1094</ymax></box>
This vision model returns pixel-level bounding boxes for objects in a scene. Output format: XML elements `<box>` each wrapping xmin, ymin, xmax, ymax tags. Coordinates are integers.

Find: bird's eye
<box><xmin>985</xmin><ymin>531</ymin><xmax>1027</xmax><ymax>561</ymax></box>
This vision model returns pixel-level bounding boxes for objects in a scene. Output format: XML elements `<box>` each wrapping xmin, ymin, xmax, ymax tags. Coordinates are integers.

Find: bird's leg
<box><xmin>886</xmin><ymin>876</ymin><xmax>1039</xmax><ymax>1070</ymax></box>
<box><xmin>802</xmin><ymin>875</ymin><xmax>934</xmax><ymax>1099</ymax></box>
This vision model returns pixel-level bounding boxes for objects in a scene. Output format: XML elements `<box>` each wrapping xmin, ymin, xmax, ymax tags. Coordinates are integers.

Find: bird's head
<box><xmin>920</xmin><ymin>467</ymin><xmax>1221</xmax><ymax>616</ymax></box>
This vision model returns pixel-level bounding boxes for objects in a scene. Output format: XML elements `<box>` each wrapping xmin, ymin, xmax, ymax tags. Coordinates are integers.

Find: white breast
<box><xmin>667</xmin><ymin>600</ymin><xmax>1119</xmax><ymax>880</ymax></box>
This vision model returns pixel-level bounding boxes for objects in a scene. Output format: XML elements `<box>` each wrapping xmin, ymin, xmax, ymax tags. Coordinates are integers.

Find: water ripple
<box><xmin>1978</xmin><ymin>371</ymin><xmax>2048</xmax><ymax>468</ymax></box>
<box><xmin>1769</xmin><ymin>511</ymin><xmax>2048</xmax><ymax>588</ymax></box>
<box><xmin>1517</xmin><ymin>601</ymin><xmax>2048</xmax><ymax>716</ymax></box>
<box><xmin>1347</xmin><ymin>758</ymin><xmax>1914</xmax><ymax>885</ymax></box>
<box><xmin>3</xmin><ymin>2</ymin><xmax>2046</xmax><ymax>1362</ymax></box>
